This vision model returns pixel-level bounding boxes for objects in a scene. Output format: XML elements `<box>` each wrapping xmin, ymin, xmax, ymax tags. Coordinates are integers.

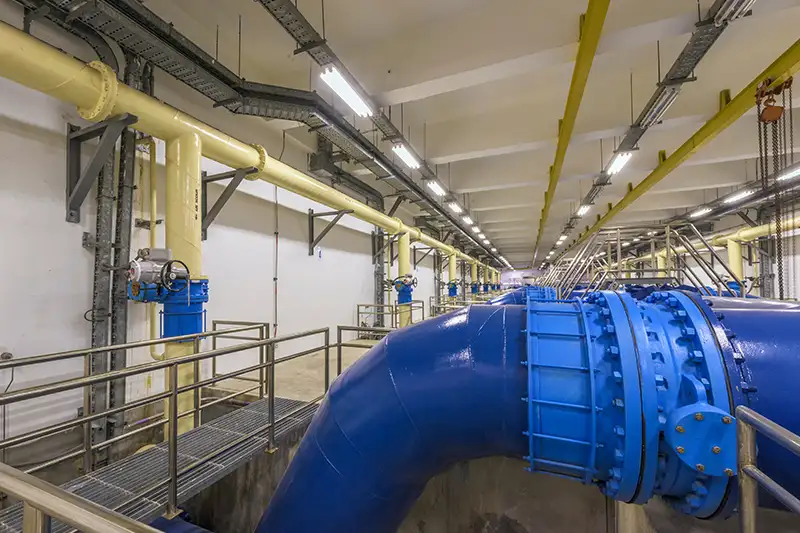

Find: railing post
<box><xmin>738</xmin><ymin>416</ymin><xmax>758</xmax><ymax>533</ymax></box>
<box><xmin>337</xmin><ymin>327</ymin><xmax>343</xmax><ymax>376</ymax></box>
<box><xmin>192</xmin><ymin>338</ymin><xmax>200</xmax><ymax>429</ymax></box>
<box><xmin>22</xmin><ymin>502</ymin><xmax>50</xmax><ymax>533</ymax></box>
<box><xmin>167</xmin><ymin>363</ymin><xmax>179</xmax><ymax>517</ymax></box>
<box><xmin>259</xmin><ymin>325</ymin><xmax>266</xmax><ymax>400</ymax></box>
<box><xmin>324</xmin><ymin>329</ymin><xmax>330</xmax><ymax>392</ymax></box>
<box><xmin>82</xmin><ymin>375</ymin><xmax>93</xmax><ymax>474</ymax></box>
<box><xmin>267</xmin><ymin>343</ymin><xmax>277</xmax><ymax>452</ymax></box>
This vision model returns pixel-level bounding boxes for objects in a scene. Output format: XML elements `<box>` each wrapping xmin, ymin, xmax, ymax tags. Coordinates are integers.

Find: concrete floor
<box><xmin>207</xmin><ymin>341</ymin><xmax>378</xmax><ymax>402</ymax></box>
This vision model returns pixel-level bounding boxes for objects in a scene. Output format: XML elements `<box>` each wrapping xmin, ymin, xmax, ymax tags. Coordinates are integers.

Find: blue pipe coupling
<box><xmin>447</xmin><ymin>281</ymin><xmax>458</xmax><ymax>298</ymax></box>
<box><xmin>524</xmin><ymin>290</ymin><xmax>735</xmax><ymax>517</ymax></box>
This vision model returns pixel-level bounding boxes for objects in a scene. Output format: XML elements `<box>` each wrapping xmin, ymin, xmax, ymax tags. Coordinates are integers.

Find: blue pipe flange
<box><xmin>471</xmin><ymin>282</ymin><xmax>479</xmax><ymax>294</ymax></box>
<box><xmin>640</xmin><ymin>291</ymin><xmax>734</xmax><ymax>517</ymax></box>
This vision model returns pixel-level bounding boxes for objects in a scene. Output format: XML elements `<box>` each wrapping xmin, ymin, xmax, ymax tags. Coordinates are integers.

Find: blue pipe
<box><xmin>258</xmin><ymin>305</ymin><xmax>526</xmax><ymax>532</ymax></box>
<box><xmin>257</xmin><ymin>291</ymin><xmax>800</xmax><ymax>532</ymax></box>
<box><xmin>487</xmin><ymin>287</ymin><xmax>526</xmax><ymax>305</ymax></box>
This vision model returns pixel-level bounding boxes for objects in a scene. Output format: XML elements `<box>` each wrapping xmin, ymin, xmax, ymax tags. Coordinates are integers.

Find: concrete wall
<box><xmin>0</xmin><ymin>1</ymin><xmax>436</xmax><ymax>452</ymax></box>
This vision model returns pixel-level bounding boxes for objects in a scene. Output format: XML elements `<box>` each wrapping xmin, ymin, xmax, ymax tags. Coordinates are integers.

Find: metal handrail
<box><xmin>335</xmin><ymin>325</ymin><xmax>392</xmax><ymax>376</ymax></box>
<box><xmin>737</xmin><ymin>405</ymin><xmax>800</xmax><ymax>533</ymax></box>
<box><xmin>0</xmin><ymin>461</ymin><xmax>160</xmax><ymax>533</ymax></box>
<box><xmin>0</xmin><ymin>326</ymin><xmax>331</xmax><ymax>517</ymax></box>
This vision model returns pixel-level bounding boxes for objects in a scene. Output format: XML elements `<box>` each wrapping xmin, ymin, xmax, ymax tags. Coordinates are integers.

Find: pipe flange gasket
<box><xmin>78</xmin><ymin>61</ymin><xmax>119</xmax><ymax>122</ymax></box>
<box><xmin>249</xmin><ymin>144</ymin><xmax>268</xmax><ymax>179</ymax></box>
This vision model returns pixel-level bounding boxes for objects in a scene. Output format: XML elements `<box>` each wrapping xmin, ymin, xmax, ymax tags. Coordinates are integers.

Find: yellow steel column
<box><xmin>165</xmin><ymin>132</ymin><xmax>202</xmax><ymax>434</ymax></box>
<box><xmin>470</xmin><ymin>262</ymin><xmax>478</xmax><ymax>298</ymax></box>
<box><xmin>448</xmin><ymin>253</ymin><xmax>457</xmax><ymax>303</ymax></box>
<box><xmin>397</xmin><ymin>232</ymin><xmax>412</xmax><ymax>328</ymax></box>
<box><xmin>727</xmin><ymin>239</ymin><xmax>744</xmax><ymax>281</ymax></box>
<box><xmin>656</xmin><ymin>255</ymin><xmax>667</xmax><ymax>278</ymax></box>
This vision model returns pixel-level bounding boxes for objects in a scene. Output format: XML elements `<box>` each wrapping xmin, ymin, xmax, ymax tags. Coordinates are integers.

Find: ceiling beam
<box><xmin>573</xmin><ymin>35</ymin><xmax>800</xmax><ymax>249</ymax></box>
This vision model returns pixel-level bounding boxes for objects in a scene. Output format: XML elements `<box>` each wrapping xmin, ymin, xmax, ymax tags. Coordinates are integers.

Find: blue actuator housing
<box><xmin>128</xmin><ymin>279</ymin><xmax>209</xmax><ymax>339</ymax></box>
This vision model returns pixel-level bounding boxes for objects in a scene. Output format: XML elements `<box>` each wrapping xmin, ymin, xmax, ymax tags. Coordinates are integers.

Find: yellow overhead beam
<box><xmin>0</xmin><ymin>21</ymin><xmax>493</xmax><ymax>272</ymax></box>
<box><xmin>534</xmin><ymin>0</ymin><xmax>611</xmax><ymax>257</ymax></box>
<box><xmin>572</xmin><ymin>36</ymin><xmax>800</xmax><ymax>249</ymax></box>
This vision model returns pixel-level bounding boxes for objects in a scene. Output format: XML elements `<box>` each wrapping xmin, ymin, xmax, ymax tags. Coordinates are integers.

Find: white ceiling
<box><xmin>150</xmin><ymin>0</ymin><xmax>800</xmax><ymax>266</ymax></box>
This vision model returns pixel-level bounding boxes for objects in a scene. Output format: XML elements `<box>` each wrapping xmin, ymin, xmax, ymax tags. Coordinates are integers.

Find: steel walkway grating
<box><xmin>0</xmin><ymin>397</ymin><xmax>317</xmax><ymax>533</ymax></box>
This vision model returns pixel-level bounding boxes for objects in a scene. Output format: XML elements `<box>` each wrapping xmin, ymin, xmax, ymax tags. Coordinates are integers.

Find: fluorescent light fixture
<box><xmin>576</xmin><ymin>205</ymin><xmax>591</xmax><ymax>217</ymax></box>
<box><xmin>462</xmin><ymin>216</ymin><xmax>474</xmax><ymax>225</ymax></box>
<box><xmin>478</xmin><ymin>233</ymin><xmax>486</xmax><ymax>239</ymax></box>
<box><xmin>559</xmin><ymin>234</ymin><xmax>568</xmax><ymax>240</ymax></box>
<box><xmin>622</xmin><ymin>242</ymin><xmax>631</xmax><ymax>247</ymax></box>
<box><xmin>723</xmin><ymin>189</ymin><xmax>754</xmax><ymax>204</ymax></box>
<box><xmin>715</xmin><ymin>0</ymin><xmax>758</xmax><ymax>27</ymax></box>
<box><xmin>491</xmin><ymin>247</ymin><xmax>497</xmax><ymax>252</ymax></box>
<box><xmin>393</xmin><ymin>144</ymin><xmax>421</xmax><ymax>169</ymax></box>
<box><xmin>427</xmin><ymin>180</ymin><xmax>446</xmax><ymax>196</ymax></box>
<box><xmin>647</xmin><ymin>231</ymin><xmax>656</xmax><ymax>236</ymax></box>
<box><xmin>690</xmin><ymin>207</ymin><xmax>712</xmax><ymax>219</ymax></box>
<box><xmin>776</xmin><ymin>163</ymin><xmax>800</xmax><ymax>181</ymax></box>
<box><xmin>483</xmin><ymin>239</ymin><xmax>490</xmax><ymax>245</ymax></box>
<box><xmin>607</xmin><ymin>152</ymin><xmax>633</xmax><ymax>176</ymax></box>
<box><xmin>472</xmin><ymin>226</ymin><xmax>480</xmax><ymax>233</ymax></box>
<box><xmin>639</xmin><ymin>86</ymin><xmax>680</xmax><ymax>128</ymax></box>
<box><xmin>448</xmin><ymin>202</ymin><xmax>463</xmax><ymax>214</ymax></box>
<box><xmin>633</xmin><ymin>238</ymin><xmax>641</xmax><ymax>242</ymax></box>
<box><xmin>320</xmin><ymin>66</ymin><xmax>373</xmax><ymax>118</ymax></box>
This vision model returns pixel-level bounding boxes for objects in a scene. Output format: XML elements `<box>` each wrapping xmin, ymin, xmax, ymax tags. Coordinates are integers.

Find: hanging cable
<box><xmin>273</xmin><ymin>132</ymin><xmax>287</xmax><ymax>337</ymax></box>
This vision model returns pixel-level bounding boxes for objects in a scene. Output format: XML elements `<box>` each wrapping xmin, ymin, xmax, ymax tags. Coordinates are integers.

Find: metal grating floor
<box><xmin>0</xmin><ymin>397</ymin><xmax>317</xmax><ymax>533</ymax></box>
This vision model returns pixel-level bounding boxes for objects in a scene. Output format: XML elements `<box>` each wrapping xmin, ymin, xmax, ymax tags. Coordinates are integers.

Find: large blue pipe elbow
<box><xmin>256</xmin><ymin>291</ymin><xmax>800</xmax><ymax>532</ymax></box>
<box><xmin>257</xmin><ymin>305</ymin><xmax>527</xmax><ymax>533</ymax></box>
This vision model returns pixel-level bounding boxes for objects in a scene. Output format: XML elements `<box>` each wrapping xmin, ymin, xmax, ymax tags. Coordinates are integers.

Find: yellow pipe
<box><xmin>573</xmin><ymin>37</ymin><xmax>800</xmax><ymax>248</ymax></box>
<box><xmin>535</xmin><ymin>0</ymin><xmax>611</xmax><ymax>254</ymax></box>
<box><xmin>397</xmin><ymin>232</ymin><xmax>412</xmax><ymax>328</ymax></box>
<box><xmin>0</xmin><ymin>22</ymin><xmax>494</xmax><ymax>273</ymax></box>
<box><xmin>448</xmin><ymin>253</ymin><xmax>457</xmax><ymax>303</ymax></box>
<box><xmin>136</xmin><ymin>138</ymin><xmax>165</xmax><ymax>362</ymax></box>
<box><xmin>727</xmin><ymin>239</ymin><xmax>744</xmax><ymax>280</ymax></box>
<box><xmin>470</xmin><ymin>262</ymin><xmax>478</xmax><ymax>288</ymax></box>
<box><xmin>656</xmin><ymin>255</ymin><xmax>667</xmax><ymax>277</ymax></box>
<box><xmin>165</xmin><ymin>132</ymin><xmax>202</xmax><ymax>434</ymax></box>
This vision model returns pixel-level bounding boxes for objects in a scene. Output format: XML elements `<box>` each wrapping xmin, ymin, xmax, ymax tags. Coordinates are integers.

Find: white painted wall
<box><xmin>0</xmin><ymin>8</ymin><xmax>434</xmax><ymax>438</ymax></box>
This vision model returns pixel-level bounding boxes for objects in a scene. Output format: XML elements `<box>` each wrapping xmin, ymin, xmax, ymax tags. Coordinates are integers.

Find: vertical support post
<box><xmin>727</xmin><ymin>239</ymin><xmax>744</xmax><ymax>281</ymax></box>
<box><xmin>192</xmin><ymin>338</ymin><xmax>200</xmax><ymax>429</ymax></box>
<box><xmin>82</xmin><ymin>375</ymin><xmax>92</xmax><ymax>474</ymax></box>
<box><xmin>397</xmin><ymin>232</ymin><xmax>412</xmax><ymax>328</ymax></box>
<box><xmin>267</xmin><ymin>343</ymin><xmax>277</xmax><ymax>451</ymax></box>
<box><xmin>324</xmin><ymin>329</ymin><xmax>330</xmax><ymax>392</ymax></box>
<box><xmin>448</xmin><ymin>253</ymin><xmax>457</xmax><ymax>303</ymax></box>
<box><xmin>22</xmin><ymin>503</ymin><xmax>50</xmax><ymax>533</ymax></box>
<box><xmin>259</xmin><ymin>325</ymin><xmax>266</xmax><ymax>399</ymax></box>
<box><xmin>167</xmin><ymin>363</ymin><xmax>179</xmax><ymax>517</ymax></box>
<box><xmin>165</xmin><ymin>132</ymin><xmax>203</xmax><ymax>434</ymax></box>
<box><xmin>470</xmin><ymin>262</ymin><xmax>478</xmax><ymax>298</ymax></box>
<box><xmin>738</xmin><ymin>418</ymin><xmax>758</xmax><ymax>533</ymax></box>
<box><xmin>336</xmin><ymin>327</ymin><xmax>343</xmax><ymax>376</ymax></box>
<box><xmin>615</xmin><ymin>228</ymin><xmax>622</xmax><ymax>277</ymax></box>
<box><xmin>665</xmin><ymin>224</ymin><xmax>672</xmax><ymax>279</ymax></box>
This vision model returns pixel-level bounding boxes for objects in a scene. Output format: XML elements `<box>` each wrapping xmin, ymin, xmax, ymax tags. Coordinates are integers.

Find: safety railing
<box><xmin>737</xmin><ymin>405</ymin><xmax>800</xmax><ymax>533</ymax></box>
<box><xmin>0</xmin><ymin>460</ymin><xmax>160</xmax><ymax>533</ymax></box>
<box><xmin>210</xmin><ymin>319</ymin><xmax>270</xmax><ymax>382</ymax></box>
<box><xmin>335</xmin><ymin>326</ymin><xmax>393</xmax><ymax>377</ymax></box>
<box><xmin>0</xmin><ymin>325</ymin><xmax>330</xmax><ymax>517</ymax></box>
<box><xmin>396</xmin><ymin>299</ymin><xmax>425</xmax><ymax>323</ymax></box>
<box><xmin>356</xmin><ymin>303</ymin><xmax>397</xmax><ymax>329</ymax></box>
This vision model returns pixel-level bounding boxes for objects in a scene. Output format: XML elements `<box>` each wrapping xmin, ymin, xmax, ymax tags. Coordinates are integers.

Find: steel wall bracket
<box><xmin>201</xmin><ymin>167</ymin><xmax>257</xmax><ymax>239</ymax></box>
<box><xmin>308</xmin><ymin>208</ymin><xmax>354</xmax><ymax>255</ymax></box>
<box><xmin>65</xmin><ymin>114</ymin><xmax>137</xmax><ymax>223</ymax></box>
